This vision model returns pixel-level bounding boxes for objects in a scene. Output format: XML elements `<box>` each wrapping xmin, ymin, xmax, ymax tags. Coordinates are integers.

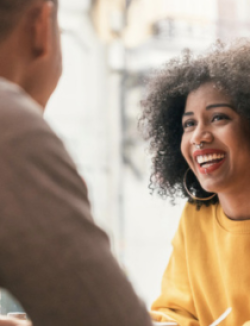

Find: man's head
<box><xmin>0</xmin><ymin>0</ymin><xmax>62</xmax><ymax>108</ymax></box>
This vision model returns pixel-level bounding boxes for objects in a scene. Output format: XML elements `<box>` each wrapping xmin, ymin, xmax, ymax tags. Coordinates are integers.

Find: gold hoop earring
<box><xmin>183</xmin><ymin>168</ymin><xmax>217</xmax><ymax>201</ymax></box>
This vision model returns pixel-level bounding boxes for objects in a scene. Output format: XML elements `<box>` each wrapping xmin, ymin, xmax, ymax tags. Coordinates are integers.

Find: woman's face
<box><xmin>181</xmin><ymin>82</ymin><xmax>250</xmax><ymax>195</ymax></box>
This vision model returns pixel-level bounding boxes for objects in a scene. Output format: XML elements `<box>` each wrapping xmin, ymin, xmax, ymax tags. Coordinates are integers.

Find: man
<box><xmin>0</xmin><ymin>1</ymin><xmax>152</xmax><ymax>325</ymax></box>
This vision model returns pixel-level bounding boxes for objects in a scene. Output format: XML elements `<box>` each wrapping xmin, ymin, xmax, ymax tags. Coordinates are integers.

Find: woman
<box><xmin>141</xmin><ymin>40</ymin><xmax>250</xmax><ymax>326</ymax></box>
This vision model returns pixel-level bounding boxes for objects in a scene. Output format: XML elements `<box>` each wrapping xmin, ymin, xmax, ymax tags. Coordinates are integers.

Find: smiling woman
<box><xmin>141</xmin><ymin>39</ymin><xmax>250</xmax><ymax>208</ymax></box>
<box><xmin>141</xmin><ymin>40</ymin><xmax>250</xmax><ymax>326</ymax></box>
<box><xmin>181</xmin><ymin>83</ymin><xmax>250</xmax><ymax>206</ymax></box>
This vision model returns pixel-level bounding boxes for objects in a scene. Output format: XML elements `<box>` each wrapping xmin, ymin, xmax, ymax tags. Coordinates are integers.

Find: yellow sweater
<box><xmin>151</xmin><ymin>202</ymin><xmax>250</xmax><ymax>326</ymax></box>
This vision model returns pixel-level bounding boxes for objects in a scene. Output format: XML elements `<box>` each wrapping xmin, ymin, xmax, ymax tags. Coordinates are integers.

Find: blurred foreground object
<box><xmin>7</xmin><ymin>314</ymin><xmax>26</xmax><ymax>321</ymax></box>
<box><xmin>0</xmin><ymin>315</ymin><xmax>31</xmax><ymax>326</ymax></box>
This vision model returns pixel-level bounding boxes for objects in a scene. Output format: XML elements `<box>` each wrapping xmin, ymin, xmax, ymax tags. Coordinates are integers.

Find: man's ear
<box><xmin>31</xmin><ymin>1</ymin><xmax>55</xmax><ymax>58</ymax></box>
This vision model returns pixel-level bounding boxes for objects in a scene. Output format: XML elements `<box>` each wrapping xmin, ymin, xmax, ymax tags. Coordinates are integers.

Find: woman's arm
<box><xmin>151</xmin><ymin>212</ymin><xmax>199</xmax><ymax>326</ymax></box>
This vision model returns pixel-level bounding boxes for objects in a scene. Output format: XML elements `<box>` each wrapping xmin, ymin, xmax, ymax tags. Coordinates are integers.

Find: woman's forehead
<box><xmin>184</xmin><ymin>83</ymin><xmax>233</xmax><ymax>113</ymax></box>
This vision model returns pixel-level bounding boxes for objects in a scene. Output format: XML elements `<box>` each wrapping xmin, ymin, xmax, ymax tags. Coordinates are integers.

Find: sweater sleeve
<box><xmin>151</xmin><ymin>208</ymin><xmax>199</xmax><ymax>326</ymax></box>
<box><xmin>0</xmin><ymin>124</ymin><xmax>152</xmax><ymax>326</ymax></box>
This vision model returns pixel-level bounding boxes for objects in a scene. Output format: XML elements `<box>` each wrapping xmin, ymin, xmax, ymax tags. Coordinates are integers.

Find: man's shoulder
<box><xmin>0</xmin><ymin>87</ymin><xmax>51</xmax><ymax>141</ymax></box>
<box><xmin>0</xmin><ymin>86</ymin><xmax>70</xmax><ymax>166</ymax></box>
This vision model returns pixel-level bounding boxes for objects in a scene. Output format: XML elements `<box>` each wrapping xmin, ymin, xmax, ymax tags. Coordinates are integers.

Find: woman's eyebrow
<box><xmin>182</xmin><ymin>103</ymin><xmax>235</xmax><ymax>117</ymax></box>
<box><xmin>206</xmin><ymin>103</ymin><xmax>235</xmax><ymax>110</ymax></box>
<box><xmin>182</xmin><ymin>112</ymin><xmax>193</xmax><ymax>117</ymax></box>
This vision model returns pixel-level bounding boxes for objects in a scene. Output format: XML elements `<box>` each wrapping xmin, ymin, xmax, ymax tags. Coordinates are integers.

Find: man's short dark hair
<box><xmin>0</xmin><ymin>0</ymin><xmax>57</xmax><ymax>43</ymax></box>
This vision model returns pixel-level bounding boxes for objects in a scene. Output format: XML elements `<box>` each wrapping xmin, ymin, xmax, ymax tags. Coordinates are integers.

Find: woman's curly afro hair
<box><xmin>140</xmin><ymin>39</ymin><xmax>250</xmax><ymax>208</ymax></box>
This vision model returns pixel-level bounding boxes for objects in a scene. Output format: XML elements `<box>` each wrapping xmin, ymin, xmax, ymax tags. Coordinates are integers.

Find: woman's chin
<box><xmin>200</xmin><ymin>181</ymin><xmax>219</xmax><ymax>194</ymax></box>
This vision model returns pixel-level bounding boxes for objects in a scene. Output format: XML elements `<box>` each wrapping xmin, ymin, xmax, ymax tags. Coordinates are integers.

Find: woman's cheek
<box><xmin>181</xmin><ymin>137</ymin><xmax>189</xmax><ymax>163</ymax></box>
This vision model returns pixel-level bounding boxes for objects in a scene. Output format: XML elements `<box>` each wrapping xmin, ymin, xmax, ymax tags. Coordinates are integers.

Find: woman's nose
<box><xmin>191</xmin><ymin>125</ymin><xmax>214</xmax><ymax>146</ymax></box>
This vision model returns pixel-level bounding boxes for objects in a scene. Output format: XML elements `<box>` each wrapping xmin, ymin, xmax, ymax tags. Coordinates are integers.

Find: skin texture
<box><xmin>181</xmin><ymin>82</ymin><xmax>250</xmax><ymax>220</ymax></box>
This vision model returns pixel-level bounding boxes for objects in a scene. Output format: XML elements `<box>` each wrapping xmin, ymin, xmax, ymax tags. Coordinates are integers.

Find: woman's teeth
<box><xmin>196</xmin><ymin>153</ymin><xmax>225</xmax><ymax>165</ymax></box>
<box><xmin>202</xmin><ymin>162</ymin><xmax>217</xmax><ymax>168</ymax></box>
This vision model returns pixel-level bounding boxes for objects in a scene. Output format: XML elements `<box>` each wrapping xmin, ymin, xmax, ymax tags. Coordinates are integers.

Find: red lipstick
<box><xmin>193</xmin><ymin>149</ymin><xmax>226</xmax><ymax>175</ymax></box>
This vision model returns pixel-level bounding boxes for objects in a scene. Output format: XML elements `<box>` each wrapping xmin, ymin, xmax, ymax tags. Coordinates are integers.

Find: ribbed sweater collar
<box><xmin>216</xmin><ymin>203</ymin><xmax>250</xmax><ymax>234</ymax></box>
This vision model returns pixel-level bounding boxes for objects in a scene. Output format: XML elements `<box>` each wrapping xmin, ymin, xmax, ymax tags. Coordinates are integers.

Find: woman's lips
<box><xmin>198</xmin><ymin>157</ymin><xmax>226</xmax><ymax>174</ymax></box>
<box><xmin>193</xmin><ymin>149</ymin><xmax>226</xmax><ymax>175</ymax></box>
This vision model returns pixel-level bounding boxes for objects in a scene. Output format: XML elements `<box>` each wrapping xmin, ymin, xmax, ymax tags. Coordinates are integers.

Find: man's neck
<box><xmin>0</xmin><ymin>52</ymin><xmax>46</xmax><ymax>110</ymax></box>
<box><xmin>0</xmin><ymin>39</ymin><xmax>23</xmax><ymax>87</ymax></box>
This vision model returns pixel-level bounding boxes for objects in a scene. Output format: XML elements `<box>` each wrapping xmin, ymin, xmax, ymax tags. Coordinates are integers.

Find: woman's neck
<box><xmin>218</xmin><ymin>190</ymin><xmax>250</xmax><ymax>220</ymax></box>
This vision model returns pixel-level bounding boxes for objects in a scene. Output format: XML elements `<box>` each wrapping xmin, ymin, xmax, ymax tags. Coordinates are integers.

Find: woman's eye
<box><xmin>212</xmin><ymin>114</ymin><xmax>230</xmax><ymax>122</ymax></box>
<box><xmin>183</xmin><ymin>120</ymin><xmax>195</xmax><ymax>129</ymax></box>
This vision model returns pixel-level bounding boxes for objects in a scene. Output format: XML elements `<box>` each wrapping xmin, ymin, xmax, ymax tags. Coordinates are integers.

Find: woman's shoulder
<box><xmin>180</xmin><ymin>201</ymin><xmax>218</xmax><ymax>230</ymax></box>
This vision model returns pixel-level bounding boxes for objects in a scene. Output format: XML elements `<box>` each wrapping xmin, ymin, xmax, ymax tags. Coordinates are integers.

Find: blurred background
<box><xmin>2</xmin><ymin>0</ymin><xmax>250</xmax><ymax>314</ymax></box>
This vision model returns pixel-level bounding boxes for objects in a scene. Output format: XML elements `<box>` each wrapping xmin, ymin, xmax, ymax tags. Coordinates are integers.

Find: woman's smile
<box><xmin>193</xmin><ymin>149</ymin><xmax>226</xmax><ymax>174</ymax></box>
